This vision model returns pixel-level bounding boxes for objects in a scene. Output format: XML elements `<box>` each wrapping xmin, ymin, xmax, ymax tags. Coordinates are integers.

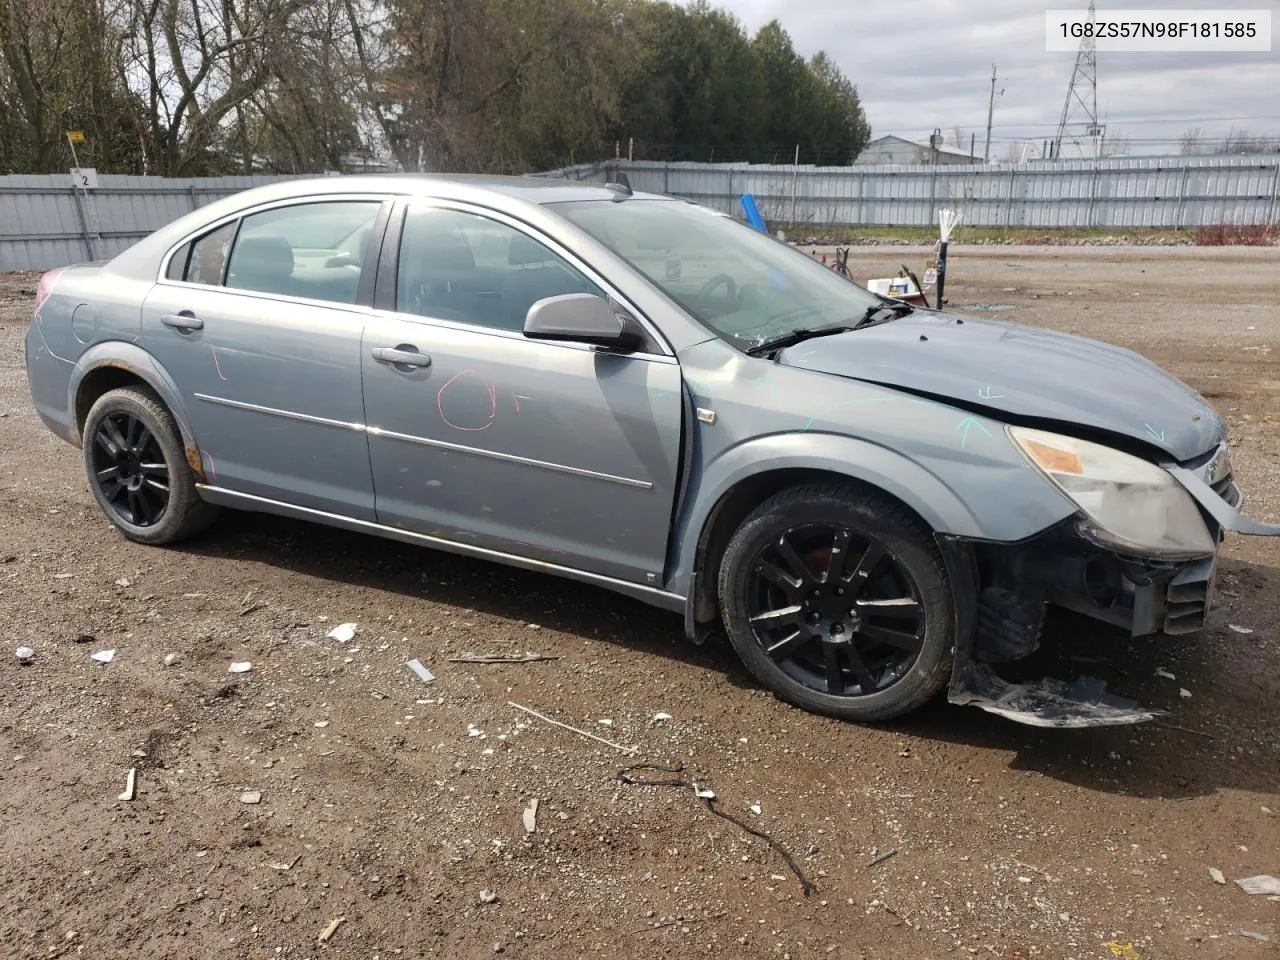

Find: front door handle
<box><xmin>371</xmin><ymin>346</ymin><xmax>432</xmax><ymax>369</ymax></box>
<box><xmin>161</xmin><ymin>312</ymin><xmax>204</xmax><ymax>331</ymax></box>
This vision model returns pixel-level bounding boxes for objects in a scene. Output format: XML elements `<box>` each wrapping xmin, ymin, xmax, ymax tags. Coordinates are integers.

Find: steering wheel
<box><xmin>695</xmin><ymin>273</ymin><xmax>737</xmax><ymax>308</ymax></box>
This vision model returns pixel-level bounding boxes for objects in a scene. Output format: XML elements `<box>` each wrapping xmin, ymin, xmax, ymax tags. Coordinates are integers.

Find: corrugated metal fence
<box><xmin>539</xmin><ymin>156</ymin><xmax>1280</xmax><ymax>232</ymax></box>
<box><xmin>3</xmin><ymin>157</ymin><xmax>1278</xmax><ymax>271</ymax></box>
<box><xmin>0</xmin><ymin>173</ymin><xmax>295</xmax><ymax>272</ymax></box>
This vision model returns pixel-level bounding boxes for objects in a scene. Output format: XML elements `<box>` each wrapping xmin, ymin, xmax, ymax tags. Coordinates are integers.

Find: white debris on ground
<box><xmin>326</xmin><ymin>622</ymin><xmax>357</xmax><ymax>643</ymax></box>
<box><xmin>117</xmin><ymin>767</ymin><xmax>137</xmax><ymax>802</ymax></box>
<box><xmin>406</xmin><ymin>658</ymin><xmax>435</xmax><ymax>682</ymax></box>
<box><xmin>522</xmin><ymin>798</ymin><xmax>539</xmax><ymax>835</ymax></box>
<box><xmin>1235</xmin><ymin>875</ymin><xmax>1280</xmax><ymax>896</ymax></box>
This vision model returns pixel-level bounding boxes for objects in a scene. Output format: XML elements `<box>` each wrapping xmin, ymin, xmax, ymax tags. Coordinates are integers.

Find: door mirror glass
<box><xmin>523</xmin><ymin>294</ymin><xmax>641</xmax><ymax>351</ymax></box>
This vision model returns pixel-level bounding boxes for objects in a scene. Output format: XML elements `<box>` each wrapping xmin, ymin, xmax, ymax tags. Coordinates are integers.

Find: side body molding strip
<box><xmin>194</xmin><ymin>484</ymin><xmax>687</xmax><ymax>613</ymax></box>
<box><xmin>193</xmin><ymin>393</ymin><xmax>651</xmax><ymax>488</ymax></box>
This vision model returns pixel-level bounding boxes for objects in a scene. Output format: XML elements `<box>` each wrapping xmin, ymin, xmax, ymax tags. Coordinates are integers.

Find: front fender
<box><xmin>68</xmin><ymin>342</ymin><xmax>203</xmax><ymax>476</ymax></box>
<box><xmin>669</xmin><ymin>431</ymin><xmax>988</xmax><ymax>598</ymax></box>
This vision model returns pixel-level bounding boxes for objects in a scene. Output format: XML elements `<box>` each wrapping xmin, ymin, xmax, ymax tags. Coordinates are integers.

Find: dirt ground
<box><xmin>1</xmin><ymin>245</ymin><xmax>1278</xmax><ymax>960</ymax></box>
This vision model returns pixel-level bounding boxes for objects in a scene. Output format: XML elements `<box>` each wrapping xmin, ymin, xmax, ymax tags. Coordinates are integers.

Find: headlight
<box><xmin>1008</xmin><ymin>426</ymin><xmax>1215</xmax><ymax>559</ymax></box>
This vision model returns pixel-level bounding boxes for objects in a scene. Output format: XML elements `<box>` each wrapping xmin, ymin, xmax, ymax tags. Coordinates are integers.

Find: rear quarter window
<box><xmin>165</xmin><ymin>241</ymin><xmax>192</xmax><ymax>280</ymax></box>
<box><xmin>186</xmin><ymin>221</ymin><xmax>239</xmax><ymax>285</ymax></box>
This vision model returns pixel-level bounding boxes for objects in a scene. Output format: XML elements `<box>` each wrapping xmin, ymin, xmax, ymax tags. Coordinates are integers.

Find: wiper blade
<box><xmin>744</xmin><ymin>325</ymin><xmax>856</xmax><ymax>356</ymax></box>
<box><xmin>853</xmin><ymin>300</ymin><xmax>914</xmax><ymax>329</ymax></box>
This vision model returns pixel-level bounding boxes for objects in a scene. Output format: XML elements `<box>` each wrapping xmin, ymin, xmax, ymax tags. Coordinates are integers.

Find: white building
<box><xmin>854</xmin><ymin>135</ymin><xmax>982</xmax><ymax>165</ymax></box>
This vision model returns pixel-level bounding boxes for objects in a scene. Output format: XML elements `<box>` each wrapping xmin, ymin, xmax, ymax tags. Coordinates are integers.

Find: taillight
<box><xmin>34</xmin><ymin>267</ymin><xmax>67</xmax><ymax>317</ymax></box>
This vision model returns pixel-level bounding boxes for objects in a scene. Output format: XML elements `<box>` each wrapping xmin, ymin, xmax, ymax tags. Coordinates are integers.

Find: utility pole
<box><xmin>983</xmin><ymin>64</ymin><xmax>1003</xmax><ymax>163</ymax></box>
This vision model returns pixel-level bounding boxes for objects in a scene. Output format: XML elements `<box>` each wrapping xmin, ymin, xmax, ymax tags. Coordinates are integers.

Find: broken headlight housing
<box><xmin>1009</xmin><ymin>426</ymin><xmax>1216</xmax><ymax>560</ymax></box>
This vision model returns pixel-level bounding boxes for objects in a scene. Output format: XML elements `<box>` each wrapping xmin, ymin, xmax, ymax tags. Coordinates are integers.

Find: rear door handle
<box><xmin>161</xmin><ymin>312</ymin><xmax>204</xmax><ymax>331</ymax></box>
<box><xmin>371</xmin><ymin>346</ymin><xmax>432</xmax><ymax>369</ymax></box>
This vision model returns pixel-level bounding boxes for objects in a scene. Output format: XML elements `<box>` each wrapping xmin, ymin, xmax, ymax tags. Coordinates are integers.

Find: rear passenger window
<box><xmin>396</xmin><ymin>207</ymin><xmax>601</xmax><ymax>331</ymax></box>
<box><xmin>224</xmin><ymin>201</ymin><xmax>381</xmax><ymax>304</ymax></box>
<box><xmin>186</xmin><ymin>221</ymin><xmax>238</xmax><ymax>285</ymax></box>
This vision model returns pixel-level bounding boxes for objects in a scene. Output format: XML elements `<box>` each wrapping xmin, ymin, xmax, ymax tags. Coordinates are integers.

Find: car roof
<box><xmin>224</xmin><ymin>173</ymin><xmax>669</xmax><ymax>206</ymax></box>
<box><xmin>105</xmin><ymin>172</ymin><xmax>673</xmax><ymax>281</ymax></box>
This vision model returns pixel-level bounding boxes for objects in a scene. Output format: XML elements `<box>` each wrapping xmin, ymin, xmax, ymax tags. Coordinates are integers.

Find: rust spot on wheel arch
<box><xmin>185</xmin><ymin>445</ymin><xmax>207</xmax><ymax>483</ymax></box>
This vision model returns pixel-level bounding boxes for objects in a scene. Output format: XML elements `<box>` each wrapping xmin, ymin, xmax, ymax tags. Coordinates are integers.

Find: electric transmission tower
<box><xmin>1051</xmin><ymin>0</ymin><xmax>1104</xmax><ymax>159</ymax></box>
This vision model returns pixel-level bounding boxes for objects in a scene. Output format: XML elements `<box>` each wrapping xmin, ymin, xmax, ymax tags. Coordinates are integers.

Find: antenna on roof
<box><xmin>605</xmin><ymin>166</ymin><xmax>632</xmax><ymax>200</ymax></box>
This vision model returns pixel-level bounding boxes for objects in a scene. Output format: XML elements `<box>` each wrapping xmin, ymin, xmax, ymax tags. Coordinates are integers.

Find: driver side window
<box><xmin>396</xmin><ymin>206</ymin><xmax>602</xmax><ymax>332</ymax></box>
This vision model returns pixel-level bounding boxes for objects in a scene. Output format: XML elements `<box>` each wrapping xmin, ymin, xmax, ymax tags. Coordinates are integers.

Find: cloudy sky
<box><xmin>700</xmin><ymin>0</ymin><xmax>1279</xmax><ymax>155</ymax></box>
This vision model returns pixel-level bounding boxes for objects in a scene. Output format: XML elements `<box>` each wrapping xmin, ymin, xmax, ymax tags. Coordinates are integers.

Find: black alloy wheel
<box><xmin>717</xmin><ymin>482</ymin><xmax>955</xmax><ymax>722</ymax></box>
<box><xmin>81</xmin><ymin>385</ymin><xmax>218</xmax><ymax>545</ymax></box>
<box><xmin>746</xmin><ymin>523</ymin><xmax>925</xmax><ymax>697</ymax></box>
<box><xmin>89</xmin><ymin>410</ymin><xmax>171</xmax><ymax>527</ymax></box>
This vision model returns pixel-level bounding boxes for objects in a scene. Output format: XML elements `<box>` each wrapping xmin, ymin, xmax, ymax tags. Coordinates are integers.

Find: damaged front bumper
<box><xmin>943</xmin><ymin>449</ymin><xmax>1280</xmax><ymax>728</ymax></box>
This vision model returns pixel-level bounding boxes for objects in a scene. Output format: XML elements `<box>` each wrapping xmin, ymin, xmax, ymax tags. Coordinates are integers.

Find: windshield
<box><xmin>552</xmin><ymin>199</ymin><xmax>884</xmax><ymax>350</ymax></box>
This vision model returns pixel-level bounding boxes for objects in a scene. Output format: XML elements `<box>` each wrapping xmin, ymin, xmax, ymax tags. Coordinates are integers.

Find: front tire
<box><xmin>717</xmin><ymin>482</ymin><xmax>953</xmax><ymax>723</ymax></box>
<box><xmin>82</xmin><ymin>386</ymin><xmax>218</xmax><ymax>545</ymax></box>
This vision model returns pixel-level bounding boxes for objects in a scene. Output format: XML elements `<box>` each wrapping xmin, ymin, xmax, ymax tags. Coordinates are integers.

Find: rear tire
<box><xmin>82</xmin><ymin>386</ymin><xmax>218</xmax><ymax>545</ymax></box>
<box><xmin>717</xmin><ymin>482</ymin><xmax>953</xmax><ymax>723</ymax></box>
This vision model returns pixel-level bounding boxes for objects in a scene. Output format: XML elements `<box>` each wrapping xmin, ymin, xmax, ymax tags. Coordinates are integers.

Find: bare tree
<box><xmin>118</xmin><ymin>0</ymin><xmax>306</xmax><ymax>174</ymax></box>
<box><xmin>1178</xmin><ymin>127</ymin><xmax>1203</xmax><ymax>155</ymax></box>
<box><xmin>0</xmin><ymin>0</ymin><xmax>138</xmax><ymax>173</ymax></box>
<box><xmin>1100</xmin><ymin>128</ymin><xmax>1129</xmax><ymax>157</ymax></box>
<box><xmin>1223</xmin><ymin>128</ymin><xmax>1278</xmax><ymax>154</ymax></box>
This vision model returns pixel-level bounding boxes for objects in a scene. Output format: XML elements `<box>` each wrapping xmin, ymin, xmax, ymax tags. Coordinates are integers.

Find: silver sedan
<box><xmin>24</xmin><ymin>175</ymin><xmax>1278</xmax><ymax>726</ymax></box>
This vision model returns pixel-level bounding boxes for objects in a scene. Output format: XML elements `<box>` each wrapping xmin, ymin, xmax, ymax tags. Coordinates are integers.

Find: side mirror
<box><xmin>523</xmin><ymin>294</ymin><xmax>642</xmax><ymax>351</ymax></box>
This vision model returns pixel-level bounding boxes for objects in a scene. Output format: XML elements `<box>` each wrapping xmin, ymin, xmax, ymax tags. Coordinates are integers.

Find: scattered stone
<box><xmin>1154</xmin><ymin>667</ymin><xmax>1176</xmax><ymax>681</ymax></box>
<box><xmin>326</xmin><ymin>622</ymin><xmax>357</xmax><ymax>643</ymax></box>
<box><xmin>694</xmin><ymin>785</ymin><xmax>715</xmax><ymax>800</ymax></box>
<box><xmin>14</xmin><ymin>645</ymin><xmax>34</xmax><ymax>664</ymax></box>
<box><xmin>54</xmin><ymin>572</ymin><xmax>73</xmax><ymax>579</ymax></box>
<box><xmin>90</xmin><ymin>649</ymin><xmax>116</xmax><ymax>664</ymax></box>
<box><xmin>467</xmin><ymin>724</ymin><xmax>485</xmax><ymax>738</ymax></box>
<box><xmin>653</xmin><ymin>712</ymin><xmax>673</xmax><ymax>722</ymax></box>
<box><xmin>163</xmin><ymin>652</ymin><xmax>180</xmax><ymax>667</ymax></box>
<box><xmin>479</xmin><ymin>889</ymin><xmax>499</xmax><ymax>904</ymax></box>
<box><xmin>598</xmin><ymin>718</ymin><xmax>613</xmax><ymax>727</ymax></box>
<box><xmin>314</xmin><ymin>720</ymin><xmax>330</xmax><ymax>728</ymax></box>
<box><xmin>239</xmin><ymin>790</ymin><xmax>262</xmax><ymax>805</ymax></box>
<box><xmin>749</xmin><ymin>804</ymin><xmax>762</xmax><ymax>815</ymax></box>
<box><xmin>115</xmin><ymin>577</ymin><xmax>131</xmax><ymax>587</ymax></box>
<box><xmin>228</xmin><ymin>661</ymin><xmax>252</xmax><ymax>673</ymax></box>
<box><xmin>1228</xmin><ymin>624</ymin><xmax>1254</xmax><ymax>634</ymax></box>
<box><xmin>269</xmin><ymin>854</ymin><xmax>301</xmax><ymax>871</ymax></box>
<box><xmin>1235</xmin><ymin>875</ymin><xmax>1280</xmax><ymax>896</ymax></box>
<box><xmin>1209</xmin><ymin>867</ymin><xmax>1226</xmax><ymax>884</ymax></box>
<box><xmin>317</xmin><ymin>917</ymin><xmax>345</xmax><ymax>942</ymax></box>
<box><xmin>1179</xmin><ymin>688</ymin><xmax>1192</xmax><ymax>699</ymax></box>
<box><xmin>117</xmin><ymin>767</ymin><xmax>137</xmax><ymax>802</ymax></box>
<box><xmin>522</xmin><ymin>798</ymin><xmax>539</xmax><ymax>835</ymax></box>
<box><xmin>72</xmin><ymin>634</ymin><xmax>94</xmax><ymax>644</ymax></box>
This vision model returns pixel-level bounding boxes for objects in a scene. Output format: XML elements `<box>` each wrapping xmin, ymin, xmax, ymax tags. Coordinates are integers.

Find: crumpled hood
<box><xmin>777</xmin><ymin>312</ymin><xmax>1224</xmax><ymax>461</ymax></box>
